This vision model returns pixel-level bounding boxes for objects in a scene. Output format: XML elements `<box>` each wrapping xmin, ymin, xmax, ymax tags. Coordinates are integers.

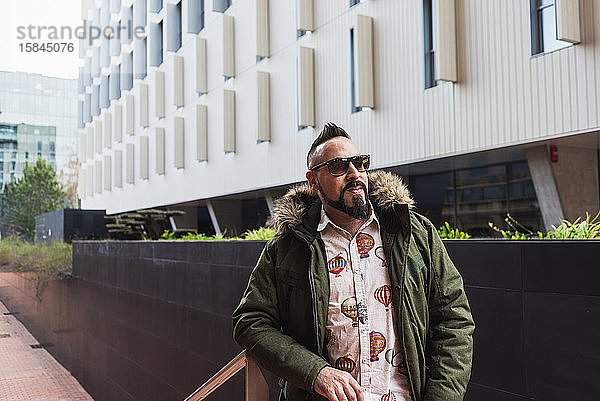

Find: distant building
<box><xmin>78</xmin><ymin>0</ymin><xmax>600</xmax><ymax>237</ymax></box>
<box><xmin>0</xmin><ymin>70</ymin><xmax>78</xmax><ymax>185</ymax></box>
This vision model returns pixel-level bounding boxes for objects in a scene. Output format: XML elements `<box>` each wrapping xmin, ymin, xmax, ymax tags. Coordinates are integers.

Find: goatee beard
<box><xmin>319</xmin><ymin>181</ymin><xmax>370</xmax><ymax>220</ymax></box>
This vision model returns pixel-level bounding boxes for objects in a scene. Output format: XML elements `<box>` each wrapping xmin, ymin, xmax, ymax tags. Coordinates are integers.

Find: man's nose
<box><xmin>345</xmin><ymin>161</ymin><xmax>360</xmax><ymax>180</ymax></box>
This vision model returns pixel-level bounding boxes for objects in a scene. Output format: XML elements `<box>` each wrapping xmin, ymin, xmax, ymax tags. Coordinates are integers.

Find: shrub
<box><xmin>160</xmin><ymin>227</ymin><xmax>278</xmax><ymax>241</ymax></box>
<box><xmin>0</xmin><ymin>237</ymin><xmax>72</xmax><ymax>299</ymax></box>
<box><xmin>437</xmin><ymin>222</ymin><xmax>471</xmax><ymax>239</ymax></box>
<box><xmin>489</xmin><ymin>212</ymin><xmax>600</xmax><ymax>239</ymax></box>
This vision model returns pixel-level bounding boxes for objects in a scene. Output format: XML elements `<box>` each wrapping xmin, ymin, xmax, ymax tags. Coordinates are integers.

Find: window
<box><xmin>213</xmin><ymin>0</ymin><xmax>231</xmax><ymax>13</ymax></box>
<box><xmin>188</xmin><ymin>0</ymin><xmax>205</xmax><ymax>34</ymax></box>
<box><xmin>349</xmin><ymin>0</ymin><xmax>365</xmax><ymax>7</ymax></box>
<box><xmin>49</xmin><ymin>142</ymin><xmax>55</xmax><ymax>152</ymax></box>
<box><xmin>423</xmin><ymin>0</ymin><xmax>436</xmax><ymax>88</ymax></box>
<box><xmin>350</xmin><ymin>28</ymin><xmax>358</xmax><ymax>113</ymax></box>
<box><xmin>37</xmin><ymin>141</ymin><xmax>42</xmax><ymax>151</ymax></box>
<box><xmin>530</xmin><ymin>0</ymin><xmax>572</xmax><ymax>54</ymax></box>
<box><xmin>167</xmin><ymin>2</ymin><xmax>182</xmax><ymax>52</ymax></box>
<box><xmin>149</xmin><ymin>0</ymin><xmax>162</xmax><ymax>13</ymax></box>
<box><xmin>25</xmin><ymin>152</ymin><xmax>28</xmax><ymax>159</ymax></box>
<box><xmin>149</xmin><ymin>21</ymin><xmax>164</xmax><ymax>66</ymax></box>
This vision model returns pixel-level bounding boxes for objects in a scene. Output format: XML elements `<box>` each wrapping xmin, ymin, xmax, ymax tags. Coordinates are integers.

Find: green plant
<box><xmin>241</xmin><ymin>227</ymin><xmax>278</xmax><ymax>240</ymax></box>
<box><xmin>437</xmin><ymin>222</ymin><xmax>471</xmax><ymax>239</ymax></box>
<box><xmin>0</xmin><ymin>237</ymin><xmax>72</xmax><ymax>299</ymax></box>
<box><xmin>1</xmin><ymin>159</ymin><xmax>67</xmax><ymax>240</ymax></box>
<box><xmin>489</xmin><ymin>212</ymin><xmax>600</xmax><ymax>239</ymax></box>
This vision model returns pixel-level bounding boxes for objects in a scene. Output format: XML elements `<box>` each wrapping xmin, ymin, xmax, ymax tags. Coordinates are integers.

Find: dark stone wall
<box><xmin>1</xmin><ymin>240</ymin><xmax>599</xmax><ymax>401</ymax></box>
<box><xmin>35</xmin><ymin>209</ymin><xmax>109</xmax><ymax>244</ymax></box>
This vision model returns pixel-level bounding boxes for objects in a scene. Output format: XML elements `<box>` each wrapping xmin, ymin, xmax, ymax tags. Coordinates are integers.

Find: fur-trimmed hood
<box><xmin>270</xmin><ymin>171</ymin><xmax>414</xmax><ymax>234</ymax></box>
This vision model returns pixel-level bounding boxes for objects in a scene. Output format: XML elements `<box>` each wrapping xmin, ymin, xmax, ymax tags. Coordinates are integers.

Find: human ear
<box><xmin>306</xmin><ymin>171</ymin><xmax>319</xmax><ymax>191</ymax></box>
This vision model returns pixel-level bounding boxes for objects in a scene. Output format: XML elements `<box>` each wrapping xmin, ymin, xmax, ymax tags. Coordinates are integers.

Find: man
<box><xmin>233</xmin><ymin>123</ymin><xmax>474</xmax><ymax>401</ymax></box>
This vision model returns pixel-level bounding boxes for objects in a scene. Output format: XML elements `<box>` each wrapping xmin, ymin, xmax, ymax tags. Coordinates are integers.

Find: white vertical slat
<box><xmin>79</xmin><ymin>166</ymin><xmax>86</xmax><ymax>198</ymax></box>
<box><xmin>556</xmin><ymin>0</ymin><xmax>581</xmax><ymax>43</ymax></box>
<box><xmin>223</xmin><ymin>15</ymin><xmax>235</xmax><ymax>78</ymax></box>
<box><xmin>257</xmin><ymin>0</ymin><xmax>270</xmax><ymax>58</ymax></box>
<box><xmin>87</xmin><ymin>165</ymin><xmax>93</xmax><ymax>196</ymax></box>
<box><xmin>155</xmin><ymin>70</ymin><xmax>165</xmax><ymax>118</ymax></box>
<box><xmin>174</xmin><ymin>116</ymin><xmax>185</xmax><ymax>168</ymax></box>
<box><xmin>86</xmin><ymin>126</ymin><xmax>94</xmax><ymax>159</ymax></box>
<box><xmin>155</xmin><ymin>127</ymin><xmax>165</xmax><ymax>174</ymax></box>
<box><xmin>174</xmin><ymin>55</ymin><xmax>184</xmax><ymax>107</ymax></box>
<box><xmin>95</xmin><ymin>160</ymin><xmax>102</xmax><ymax>193</ymax></box>
<box><xmin>115</xmin><ymin>149</ymin><xmax>123</xmax><ymax>188</ymax></box>
<box><xmin>196</xmin><ymin>104</ymin><xmax>208</xmax><ymax>161</ymax></box>
<box><xmin>126</xmin><ymin>94</ymin><xmax>135</xmax><ymax>135</ymax></box>
<box><xmin>435</xmin><ymin>0</ymin><xmax>457</xmax><ymax>82</ymax></box>
<box><xmin>140</xmin><ymin>135</ymin><xmax>149</xmax><ymax>179</ymax></box>
<box><xmin>356</xmin><ymin>15</ymin><xmax>374</xmax><ymax>108</ymax></box>
<box><xmin>79</xmin><ymin>131</ymin><xmax>86</xmax><ymax>161</ymax></box>
<box><xmin>104</xmin><ymin>155</ymin><xmax>112</xmax><ymax>191</ymax></box>
<box><xmin>113</xmin><ymin>104</ymin><xmax>123</xmax><ymax>143</ymax></box>
<box><xmin>257</xmin><ymin>71</ymin><xmax>271</xmax><ymax>141</ymax></box>
<box><xmin>298</xmin><ymin>46</ymin><xmax>315</xmax><ymax>127</ymax></box>
<box><xmin>126</xmin><ymin>143</ymin><xmax>134</xmax><ymax>183</ymax></box>
<box><xmin>139</xmin><ymin>83</ymin><xmax>149</xmax><ymax>127</ymax></box>
<box><xmin>224</xmin><ymin>89</ymin><xmax>236</xmax><ymax>152</ymax></box>
<box><xmin>95</xmin><ymin>119</ymin><xmax>103</xmax><ymax>154</ymax></box>
<box><xmin>298</xmin><ymin>0</ymin><xmax>314</xmax><ymax>31</ymax></box>
<box><xmin>104</xmin><ymin>112</ymin><xmax>112</xmax><ymax>149</ymax></box>
<box><xmin>196</xmin><ymin>37</ymin><xmax>207</xmax><ymax>94</ymax></box>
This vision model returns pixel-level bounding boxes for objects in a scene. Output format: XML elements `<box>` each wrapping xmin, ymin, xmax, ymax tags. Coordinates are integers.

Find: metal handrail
<box><xmin>185</xmin><ymin>350</ymin><xmax>269</xmax><ymax>401</ymax></box>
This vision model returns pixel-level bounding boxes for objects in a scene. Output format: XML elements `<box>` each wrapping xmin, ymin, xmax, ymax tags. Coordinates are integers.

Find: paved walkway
<box><xmin>0</xmin><ymin>300</ymin><xmax>93</xmax><ymax>401</ymax></box>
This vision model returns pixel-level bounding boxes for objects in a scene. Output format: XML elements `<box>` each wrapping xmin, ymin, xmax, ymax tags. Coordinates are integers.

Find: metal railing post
<box><xmin>245</xmin><ymin>357</ymin><xmax>269</xmax><ymax>401</ymax></box>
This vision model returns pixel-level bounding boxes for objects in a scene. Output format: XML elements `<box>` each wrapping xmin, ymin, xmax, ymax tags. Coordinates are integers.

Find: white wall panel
<box><xmin>256</xmin><ymin>0</ymin><xmax>270</xmax><ymax>59</ymax></box>
<box><xmin>125</xmin><ymin>94</ymin><xmax>135</xmax><ymax>135</ymax></box>
<box><xmin>79</xmin><ymin>131</ymin><xmax>86</xmax><ymax>161</ymax></box>
<box><xmin>140</xmin><ymin>135</ymin><xmax>149</xmax><ymax>179</ymax></box>
<box><xmin>114</xmin><ymin>149</ymin><xmax>123</xmax><ymax>188</ymax></box>
<box><xmin>435</xmin><ymin>0</ymin><xmax>458</xmax><ymax>82</ymax></box>
<box><xmin>298</xmin><ymin>46</ymin><xmax>315</xmax><ymax>127</ymax></box>
<box><xmin>223</xmin><ymin>90</ymin><xmax>235</xmax><ymax>152</ymax></box>
<box><xmin>79</xmin><ymin>166</ymin><xmax>86</xmax><ymax>198</ymax></box>
<box><xmin>139</xmin><ymin>83</ymin><xmax>149</xmax><ymax>127</ymax></box>
<box><xmin>196</xmin><ymin>105</ymin><xmax>208</xmax><ymax>161</ymax></box>
<box><xmin>556</xmin><ymin>0</ymin><xmax>581</xmax><ymax>43</ymax></box>
<box><xmin>87</xmin><ymin>165</ymin><xmax>93</xmax><ymax>196</ymax></box>
<box><xmin>126</xmin><ymin>143</ymin><xmax>134</xmax><ymax>183</ymax></box>
<box><xmin>104</xmin><ymin>155</ymin><xmax>112</xmax><ymax>191</ymax></box>
<box><xmin>86</xmin><ymin>126</ymin><xmax>94</xmax><ymax>159</ymax></box>
<box><xmin>174</xmin><ymin>116</ymin><xmax>185</xmax><ymax>168</ymax></box>
<box><xmin>103</xmin><ymin>112</ymin><xmax>112</xmax><ymax>149</ymax></box>
<box><xmin>155</xmin><ymin>127</ymin><xmax>165</xmax><ymax>174</ymax></box>
<box><xmin>196</xmin><ymin>37</ymin><xmax>207</xmax><ymax>94</ymax></box>
<box><xmin>155</xmin><ymin>70</ymin><xmax>165</xmax><ymax>118</ymax></box>
<box><xmin>94</xmin><ymin>119</ymin><xmax>103</xmax><ymax>154</ymax></box>
<box><xmin>95</xmin><ymin>160</ymin><xmax>102</xmax><ymax>194</ymax></box>
<box><xmin>174</xmin><ymin>55</ymin><xmax>184</xmax><ymax>107</ymax></box>
<box><xmin>223</xmin><ymin>15</ymin><xmax>235</xmax><ymax>78</ymax></box>
<box><xmin>257</xmin><ymin>71</ymin><xmax>270</xmax><ymax>142</ymax></box>
<box><xmin>356</xmin><ymin>15</ymin><xmax>374</xmax><ymax>108</ymax></box>
<box><xmin>113</xmin><ymin>104</ymin><xmax>123</xmax><ymax>142</ymax></box>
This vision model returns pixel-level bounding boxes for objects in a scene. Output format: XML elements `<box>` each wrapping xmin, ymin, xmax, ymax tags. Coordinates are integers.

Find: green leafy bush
<box><xmin>160</xmin><ymin>227</ymin><xmax>278</xmax><ymax>241</ymax></box>
<box><xmin>489</xmin><ymin>212</ymin><xmax>600</xmax><ymax>239</ymax></box>
<box><xmin>437</xmin><ymin>222</ymin><xmax>471</xmax><ymax>239</ymax></box>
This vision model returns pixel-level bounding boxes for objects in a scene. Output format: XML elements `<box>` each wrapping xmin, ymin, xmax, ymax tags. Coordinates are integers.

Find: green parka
<box><xmin>232</xmin><ymin>171</ymin><xmax>474</xmax><ymax>401</ymax></box>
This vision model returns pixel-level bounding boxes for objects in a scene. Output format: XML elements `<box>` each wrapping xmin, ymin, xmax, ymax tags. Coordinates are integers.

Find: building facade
<box><xmin>0</xmin><ymin>71</ymin><xmax>78</xmax><ymax>175</ymax></box>
<box><xmin>78</xmin><ymin>0</ymin><xmax>600</xmax><ymax>236</ymax></box>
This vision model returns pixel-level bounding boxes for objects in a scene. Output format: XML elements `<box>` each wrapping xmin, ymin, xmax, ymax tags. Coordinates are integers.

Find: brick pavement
<box><xmin>0</xmin><ymin>300</ymin><xmax>93</xmax><ymax>401</ymax></box>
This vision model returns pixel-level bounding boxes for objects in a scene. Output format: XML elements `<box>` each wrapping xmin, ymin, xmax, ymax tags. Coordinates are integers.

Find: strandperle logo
<box><xmin>16</xmin><ymin>21</ymin><xmax>146</xmax><ymax>43</ymax></box>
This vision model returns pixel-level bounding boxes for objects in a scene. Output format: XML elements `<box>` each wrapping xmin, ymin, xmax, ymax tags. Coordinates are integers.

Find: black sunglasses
<box><xmin>310</xmin><ymin>154</ymin><xmax>371</xmax><ymax>177</ymax></box>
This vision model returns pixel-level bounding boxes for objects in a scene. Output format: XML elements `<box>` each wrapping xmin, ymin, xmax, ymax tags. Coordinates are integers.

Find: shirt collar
<box><xmin>317</xmin><ymin>201</ymin><xmax>378</xmax><ymax>233</ymax></box>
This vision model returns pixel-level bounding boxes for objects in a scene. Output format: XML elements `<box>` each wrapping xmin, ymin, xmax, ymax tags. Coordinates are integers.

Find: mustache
<box><xmin>342</xmin><ymin>181</ymin><xmax>367</xmax><ymax>193</ymax></box>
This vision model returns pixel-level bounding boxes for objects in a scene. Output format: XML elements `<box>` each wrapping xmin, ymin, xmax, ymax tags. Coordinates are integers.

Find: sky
<box><xmin>0</xmin><ymin>0</ymin><xmax>81</xmax><ymax>79</ymax></box>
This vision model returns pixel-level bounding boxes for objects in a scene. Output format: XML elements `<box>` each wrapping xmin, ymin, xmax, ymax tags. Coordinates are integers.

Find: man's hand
<box><xmin>314</xmin><ymin>366</ymin><xmax>364</xmax><ymax>401</ymax></box>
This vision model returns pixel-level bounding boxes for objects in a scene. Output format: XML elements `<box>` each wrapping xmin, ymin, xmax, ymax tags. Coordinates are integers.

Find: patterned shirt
<box><xmin>318</xmin><ymin>204</ymin><xmax>413</xmax><ymax>401</ymax></box>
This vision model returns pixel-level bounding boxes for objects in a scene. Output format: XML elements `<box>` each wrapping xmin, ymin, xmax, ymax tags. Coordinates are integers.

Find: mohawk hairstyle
<box><xmin>306</xmin><ymin>122</ymin><xmax>351</xmax><ymax>168</ymax></box>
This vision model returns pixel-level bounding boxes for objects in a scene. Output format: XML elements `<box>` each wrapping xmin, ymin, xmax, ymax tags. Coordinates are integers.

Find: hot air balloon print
<box><xmin>327</xmin><ymin>255</ymin><xmax>347</xmax><ymax>276</ymax></box>
<box><xmin>369</xmin><ymin>331</ymin><xmax>386</xmax><ymax>361</ymax></box>
<box><xmin>356</xmin><ymin>232</ymin><xmax>375</xmax><ymax>258</ymax></box>
<box><xmin>374</xmin><ymin>285</ymin><xmax>392</xmax><ymax>309</ymax></box>
<box><xmin>335</xmin><ymin>355</ymin><xmax>356</xmax><ymax>373</ymax></box>
<box><xmin>375</xmin><ymin>246</ymin><xmax>387</xmax><ymax>268</ymax></box>
<box><xmin>341</xmin><ymin>297</ymin><xmax>358</xmax><ymax>326</ymax></box>
<box><xmin>381</xmin><ymin>391</ymin><xmax>396</xmax><ymax>401</ymax></box>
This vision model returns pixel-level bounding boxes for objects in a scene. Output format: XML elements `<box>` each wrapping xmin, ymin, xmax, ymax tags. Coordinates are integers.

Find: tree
<box><xmin>2</xmin><ymin>158</ymin><xmax>67</xmax><ymax>240</ymax></box>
